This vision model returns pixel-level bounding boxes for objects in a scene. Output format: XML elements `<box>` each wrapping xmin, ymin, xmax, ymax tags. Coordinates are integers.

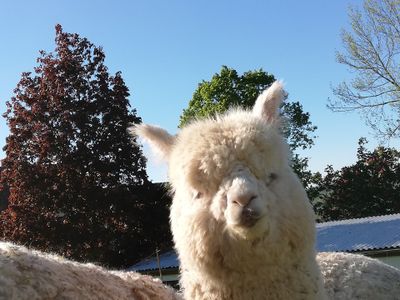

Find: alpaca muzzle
<box><xmin>240</xmin><ymin>205</ymin><xmax>261</xmax><ymax>227</ymax></box>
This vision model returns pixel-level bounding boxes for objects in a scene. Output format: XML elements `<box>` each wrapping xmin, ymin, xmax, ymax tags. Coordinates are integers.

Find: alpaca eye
<box><xmin>269</xmin><ymin>173</ymin><xmax>278</xmax><ymax>181</ymax></box>
<box><xmin>193</xmin><ymin>191</ymin><xmax>202</xmax><ymax>200</ymax></box>
<box><xmin>266</xmin><ymin>173</ymin><xmax>278</xmax><ymax>185</ymax></box>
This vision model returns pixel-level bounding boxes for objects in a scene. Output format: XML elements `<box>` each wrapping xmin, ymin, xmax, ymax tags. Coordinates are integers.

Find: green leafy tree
<box><xmin>0</xmin><ymin>25</ymin><xmax>152</xmax><ymax>267</ymax></box>
<box><xmin>331</xmin><ymin>0</ymin><xmax>400</xmax><ymax>139</ymax></box>
<box><xmin>180</xmin><ymin>66</ymin><xmax>318</xmax><ymax>192</ymax></box>
<box><xmin>313</xmin><ymin>138</ymin><xmax>400</xmax><ymax>221</ymax></box>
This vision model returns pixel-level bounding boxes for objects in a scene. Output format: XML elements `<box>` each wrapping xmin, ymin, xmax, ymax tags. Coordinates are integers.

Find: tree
<box><xmin>0</xmin><ymin>25</ymin><xmax>150</xmax><ymax>268</ymax></box>
<box><xmin>0</xmin><ymin>167</ymin><xmax>9</xmax><ymax>212</ymax></box>
<box><xmin>180</xmin><ymin>66</ymin><xmax>318</xmax><ymax>191</ymax></box>
<box><xmin>313</xmin><ymin>138</ymin><xmax>400</xmax><ymax>221</ymax></box>
<box><xmin>136</xmin><ymin>183</ymin><xmax>173</xmax><ymax>255</ymax></box>
<box><xmin>331</xmin><ymin>0</ymin><xmax>400</xmax><ymax>139</ymax></box>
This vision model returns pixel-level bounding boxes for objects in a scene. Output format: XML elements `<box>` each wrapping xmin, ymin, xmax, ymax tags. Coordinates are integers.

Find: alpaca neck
<box><xmin>180</xmin><ymin>252</ymin><xmax>326</xmax><ymax>300</ymax></box>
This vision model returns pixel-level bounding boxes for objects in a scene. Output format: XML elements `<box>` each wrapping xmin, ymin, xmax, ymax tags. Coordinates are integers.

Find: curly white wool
<box><xmin>0</xmin><ymin>241</ymin><xmax>180</xmax><ymax>300</ymax></box>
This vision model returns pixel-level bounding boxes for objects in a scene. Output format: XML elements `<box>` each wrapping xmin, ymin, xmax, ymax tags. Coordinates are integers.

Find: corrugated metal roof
<box><xmin>130</xmin><ymin>214</ymin><xmax>400</xmax><ymax>272</ymax></box>
<box><xmin>316</xmin><ymin>213</ymin><xmax>400</xmax><ymax>252</ymax></box>
<box><xmin>128</xmin><ymin>250</ymin><xmax>179</xmax><ymax>272</ymax></box>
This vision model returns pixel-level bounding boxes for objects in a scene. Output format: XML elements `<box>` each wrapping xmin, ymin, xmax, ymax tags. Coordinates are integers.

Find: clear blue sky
<box><xmin>1</xmin><ymin>0</ymin><xmax>398</xmax><ymax>182</ymax></box>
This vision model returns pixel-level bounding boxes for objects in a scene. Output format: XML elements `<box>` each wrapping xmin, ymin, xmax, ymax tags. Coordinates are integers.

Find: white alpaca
<box><xmin>0</xmin><ymin>241</ymin><xmax>180</xmax><ymax>300</ymax></box>
<box><xmin>134</xmin><ymin>82</ymin><xmax>400</xmax><ymax>300</ymax></box>
<box><xmin>318</xmin><ymin>252</ymin><xmax>400</xmax><ymax>299</ymax></box>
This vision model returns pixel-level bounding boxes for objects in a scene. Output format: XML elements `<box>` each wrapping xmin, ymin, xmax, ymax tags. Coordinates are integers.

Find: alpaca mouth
<box><xmin>241</xmin><ymin>216</ymin><xmax>260</xmax><ymax>227</ymax></box>
<box><xmin>240</xmin><ymin>208</ymin><xmax>261</xmax><ymax>227</ymax></box>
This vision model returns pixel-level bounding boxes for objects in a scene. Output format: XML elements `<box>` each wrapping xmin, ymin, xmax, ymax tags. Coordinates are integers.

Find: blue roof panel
<box><xmin>316</xmin><ymin>214</ymin><xmax>400</xmax><ymax>252</ymax></box>
<box><xmin>128</xmin><ymin>250</ymin><xmax>179</xmax><ymax>272</ymax></box>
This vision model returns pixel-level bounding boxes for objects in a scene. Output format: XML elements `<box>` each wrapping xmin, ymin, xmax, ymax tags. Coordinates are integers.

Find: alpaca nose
<box><xmin>227</xmin><ymin>192</ymin><xmax>261</xmax><ymax>227</ymax></box>
<box><xmin>229</xmin><ymin>194</ymin><xmax>261</xmax><ymax>227</ymax></box>
<box><xmin>230</xmin><ymin>194</ymin><xmax>257</xmax><ymax>207</ymax></box>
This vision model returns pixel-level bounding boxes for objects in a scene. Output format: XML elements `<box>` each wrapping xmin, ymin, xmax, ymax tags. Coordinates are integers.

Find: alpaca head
<box><xmin>133</xmin><ymin>82</ymin><xmax>316</xmax><ymax>272</ymax></box>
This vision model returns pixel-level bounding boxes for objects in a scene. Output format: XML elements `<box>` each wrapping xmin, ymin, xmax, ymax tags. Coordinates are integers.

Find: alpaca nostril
<box><xmin>249</xmin><ymin>195</ymin><xmax>257</xmax><ymax>202</ymax></box>
<box><xmin>231</xmin><ymin>194</ymin><xmax>257</xmax><ymax>207</ymax></box>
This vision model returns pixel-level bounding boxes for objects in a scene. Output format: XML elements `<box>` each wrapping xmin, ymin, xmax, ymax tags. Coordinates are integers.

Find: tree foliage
<box><xmin>313</xmin><ymin>138</ymin><xmax>400</xmax><ymax>221</ymax></box>
<box><xmin>135</xmin><ymin>183</ymin><xmax>173</xmax><ymax>256</ymax></box>
<box><xmin>0</xmin><ymin>25</ymin><xmax>164</xmax><ymax>268</ymax></box>
<box><xmin>180</xmin><ymin>66</ymin><xmax>317</xmax><ymax>191</ymax></box>
<box><xmin>0</xmin><ymin>167</ymin><xmax>9</xmax><ymax>212</ymax></box>
<box><xmin>331</xmin><ymin>0</ymin><xmax>400</xmax><ymax>139</ymax></box>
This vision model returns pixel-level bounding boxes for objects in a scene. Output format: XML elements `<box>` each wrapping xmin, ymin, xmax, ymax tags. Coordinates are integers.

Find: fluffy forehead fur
<box><xmin>169</xmin><ymin>110</ymin><xmax>289</xmax><ymax>195</ymax></box>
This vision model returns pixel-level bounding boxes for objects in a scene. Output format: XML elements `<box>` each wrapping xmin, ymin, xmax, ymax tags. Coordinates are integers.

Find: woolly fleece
<box><xmin>318</xmin><ymin>252</ymin><xmax>400</xmax><ymax>300</ymax></box>
<box><xmin>0</xmin><ymin>241</ymin><xmax>180</xmax><ymax>300</ymax></box>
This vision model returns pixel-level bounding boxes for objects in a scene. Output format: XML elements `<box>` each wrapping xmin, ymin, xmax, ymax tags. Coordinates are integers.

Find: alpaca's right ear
<box><xmin>252</xmin><ymin>81</ymin><xmax>284</xmax><ymax>122</ymax></box>
<box><xmin>130</xmin><ymin>124</ymin><xmax>175</xmax><ymax>161</ymax></box>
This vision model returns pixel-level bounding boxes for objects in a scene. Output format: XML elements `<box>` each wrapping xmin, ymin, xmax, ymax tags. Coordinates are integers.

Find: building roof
<box><xmin>128</xmin><ymin>250</ymin><xmax>179</xmax><ymax>272</ymax></box>
<box><xmin>316</xmin><ymin>213</ymin><xmax>400</xmax><ymax>252</ymax></box>
<box><xmin>130</xmin><ymin>214</ymin><xmax>400</xmax><ymax>272</ymax></box>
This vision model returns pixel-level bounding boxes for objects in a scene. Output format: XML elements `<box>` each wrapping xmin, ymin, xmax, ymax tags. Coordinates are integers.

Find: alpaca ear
<box><xmin>252</xmin><ymin>81</ymin><xmax>284</xmax><ymax>122</ymax></box>
<box><xmin>130</xmin><ymin>124</ymin><xmax>175</xmax><ymax>161</ymax></box>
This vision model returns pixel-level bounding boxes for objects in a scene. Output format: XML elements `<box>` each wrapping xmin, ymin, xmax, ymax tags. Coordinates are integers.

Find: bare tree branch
<box><xmin>332</xmin><ymin>0</ymin><xmax>400</xmax><ymax>139</ymax></box>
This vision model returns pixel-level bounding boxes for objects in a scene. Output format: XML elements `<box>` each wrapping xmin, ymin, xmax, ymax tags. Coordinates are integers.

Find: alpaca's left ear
<box><xmin>129</xmin><ymin>124</ymin><xmax>175</xmax><ymax>161</ymax></box>
<box><xmin>252</xmin><ymin>81</ymin><xmax>284</xmax><ymax>122</ymax></box>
